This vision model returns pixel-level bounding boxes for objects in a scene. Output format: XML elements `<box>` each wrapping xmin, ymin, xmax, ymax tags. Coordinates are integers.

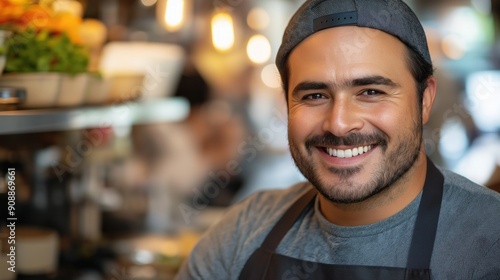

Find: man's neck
<box><xmin>318</xmin><ymin>152</ymin><xmax>428</xmax><ymax>227</ymax></box>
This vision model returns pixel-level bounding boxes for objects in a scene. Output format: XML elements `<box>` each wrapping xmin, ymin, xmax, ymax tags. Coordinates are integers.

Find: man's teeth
<box><xmin>326</xmin><ymin>146</ymin><xmax>372</xmax><ymax>158</ymax></box>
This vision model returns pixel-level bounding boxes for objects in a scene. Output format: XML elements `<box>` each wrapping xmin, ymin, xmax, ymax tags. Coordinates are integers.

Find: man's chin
<box><xmin>313</xmin><ymin>180</ymin><xmax>376</xmax><ymax>204</ymax></box>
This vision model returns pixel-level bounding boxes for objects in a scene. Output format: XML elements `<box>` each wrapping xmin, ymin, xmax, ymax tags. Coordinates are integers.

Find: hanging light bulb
<box><xmin>211</xmin><ymin>11</ymin><xmax>235</xmax><ymax>52</ymax></box>
<box><xmin>156</xmin><ymin>0</ymin><xmax>187</xmax><ymax>32</ymax></box>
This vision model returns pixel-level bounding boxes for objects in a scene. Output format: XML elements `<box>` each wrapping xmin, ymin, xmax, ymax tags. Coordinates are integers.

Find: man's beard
<box><xmin>289</xmin><ymin>118</ymin><xmax>422</xmax><ymax>204</ymax></box>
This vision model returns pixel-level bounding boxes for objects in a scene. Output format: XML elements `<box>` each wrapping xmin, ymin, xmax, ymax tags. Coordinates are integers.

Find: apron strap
<box><xmin>260</xmin><ymin>183</ymin><xmax>317</xmax><ymax>251</ymax></box>
<box><xmin>406</xmin><ymin>158</ymin><xmax>444</xmax><ymax>269</ymax></box>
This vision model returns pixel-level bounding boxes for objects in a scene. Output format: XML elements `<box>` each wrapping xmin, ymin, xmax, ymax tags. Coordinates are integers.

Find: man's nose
<box><xmin>322</xmin><ymin>96</ymin><xmax>364</xmax><ymax>137</ymax></box>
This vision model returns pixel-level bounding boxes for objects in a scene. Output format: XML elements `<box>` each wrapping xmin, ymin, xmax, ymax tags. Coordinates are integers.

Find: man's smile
<box><xmin>323</xmin><ymin>145</ymin><xmax>373</xmax><ymax>158</ymax></box>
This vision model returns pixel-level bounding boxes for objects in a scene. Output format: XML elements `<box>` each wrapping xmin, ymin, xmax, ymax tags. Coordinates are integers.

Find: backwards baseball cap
<box><xmin>276</xmin><ymin>0</ymin><xmax>431</xmax><ymax>79</ymax></box>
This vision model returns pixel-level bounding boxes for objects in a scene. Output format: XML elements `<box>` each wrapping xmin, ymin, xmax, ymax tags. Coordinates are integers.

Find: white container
<box><xmin>84</xmin><ymin>74</ymin><xmax>110</xmax><ymax>105</ymax></box>
<box><xmin>99</xmin><ymin>42</ymin><xmax>185</xmax><ymax>100</ymax></box>
<box><xmin>56</xmin><ymin>73</ymin><xmax>88</xmax><ymax>107</ymax></box>
<box><xmin>0</xmin><ymin>73</ymin><xmax>61</xmax><ymax>109</ymax></box>
<box><xmin>104</xmin><ymin>73</ymin><xmax>145</xmax><ymax>103</ymax></box>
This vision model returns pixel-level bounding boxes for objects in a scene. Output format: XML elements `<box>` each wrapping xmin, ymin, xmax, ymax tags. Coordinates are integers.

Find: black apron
<box><xmin>239</xmin><ymin>159</ymin><xmax>444</xmax><ymax>280</ymax></box>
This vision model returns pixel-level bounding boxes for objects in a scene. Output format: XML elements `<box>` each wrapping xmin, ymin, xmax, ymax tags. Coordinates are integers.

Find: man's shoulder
<box><xmin>440</xmin><ymin>167</ymin><xmax>500</xmax><ymax>204</ymax></box>
<box><xmin>197</xmin><ymin>182</ymin><xmax>312</xmax><ymax>267</ymax></box>
<box><xmin>439</xmin><ymin>167</ymin><xmax>500</xmax><ymax>229</ymax></box>
<box><xmin>434</xmin><ymin>167</ymin><xmax>500</xmax><ymax>277</ymax></box>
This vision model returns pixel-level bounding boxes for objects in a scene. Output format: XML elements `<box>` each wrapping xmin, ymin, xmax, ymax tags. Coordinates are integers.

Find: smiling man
<box><xmin>176</xmin><ymin>1</ymin><xmax>500</xmax><ymax>279</ymax></box>
<box><xmin>286</xmin><ymin>25</ymin><xmax>434</xmax><ymax>227</ymax></box>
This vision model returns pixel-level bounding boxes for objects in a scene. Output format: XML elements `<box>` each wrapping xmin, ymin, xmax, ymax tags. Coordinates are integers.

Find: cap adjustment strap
<box><xmin>313</xmin><ymin>11</ymin><xmax>358</xmax><ymax>32</ymax></box>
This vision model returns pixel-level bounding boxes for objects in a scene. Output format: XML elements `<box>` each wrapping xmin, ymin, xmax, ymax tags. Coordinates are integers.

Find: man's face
<box><xmin>287</xmin><ymin>26</ymin><xmax>429</xmax><ymax>204</ymax></box>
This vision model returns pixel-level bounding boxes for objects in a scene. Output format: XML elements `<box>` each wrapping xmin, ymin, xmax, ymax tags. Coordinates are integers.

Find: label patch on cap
<box><xmin>313</xmin><ymin>11</ymin><xmax>358</xmax><ymax>32</ymax></box>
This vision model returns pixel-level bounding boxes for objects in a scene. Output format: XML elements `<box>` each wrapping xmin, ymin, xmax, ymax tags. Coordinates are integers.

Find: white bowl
<box><xmin>104</xmin><ymin>73</ymin><xmax>145</xmax><ymax>103</ymax></box>
<box><xmin>0</xmin><ymin>73</ymin><xmax>61</xmax><ymax>109</ymax></box>
<box><xmin>56</xmin><ymin>73</ymin><xmax>88</xmax><ymax>107</ymax></box>
<box><xmin>84</xmin><ymin>74</ymin><xmax>110</xmax><ymax>105</ymax></box>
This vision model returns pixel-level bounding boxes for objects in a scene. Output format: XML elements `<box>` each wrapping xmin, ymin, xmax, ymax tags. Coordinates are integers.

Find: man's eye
<box><xmin>303</xmin><ymin>93</ymin><xmax>325</xmax><ymax>100</ymax></box>
<box><xmin>361</xmin><ymin>89</ymin><xmax>383</xmax><ymax>96</ymax></box>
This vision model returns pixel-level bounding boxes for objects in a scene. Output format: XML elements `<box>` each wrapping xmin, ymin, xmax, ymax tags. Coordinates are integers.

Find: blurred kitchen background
<box><xmin>0</xmin><ymin>0</ymin><xmax>499</xmax><ymax>279</ymax></box>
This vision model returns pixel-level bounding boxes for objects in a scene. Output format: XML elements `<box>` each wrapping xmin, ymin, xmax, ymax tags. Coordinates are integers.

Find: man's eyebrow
<box><xmin>290</xmin><ymin>76</ymin><xmax>400</xmax><ymax>96</ymax></box>
<box><xmin>349</xmin><ymin>75</ymin><xmax>400</xmax><ymax>88</ymax></box>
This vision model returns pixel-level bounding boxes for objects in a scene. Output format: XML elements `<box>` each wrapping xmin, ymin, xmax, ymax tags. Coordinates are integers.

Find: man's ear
<box><xmin>422</xmin><ymin>76</ymin><xmax>437</xmax><ymax>124</ymax></box>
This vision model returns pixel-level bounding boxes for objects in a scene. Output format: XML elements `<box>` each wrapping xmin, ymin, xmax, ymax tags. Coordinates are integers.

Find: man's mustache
<box><xmin>305</xmin><ymin>131</ymin><xmax>388</xmax><ymax>150</ymax></box>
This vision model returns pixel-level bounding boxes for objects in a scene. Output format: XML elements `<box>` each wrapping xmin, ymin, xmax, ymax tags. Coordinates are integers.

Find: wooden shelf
<box><xmin>0</xmin><ymin>97</ymin><xmax>190</xmax><ymax>135</ymax></box>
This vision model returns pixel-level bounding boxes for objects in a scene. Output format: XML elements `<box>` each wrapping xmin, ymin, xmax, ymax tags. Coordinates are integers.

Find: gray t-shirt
<box><xmin>176</xmin><ymin>169</ymin><xmax>500</xmax><ymax>279</ymax></box>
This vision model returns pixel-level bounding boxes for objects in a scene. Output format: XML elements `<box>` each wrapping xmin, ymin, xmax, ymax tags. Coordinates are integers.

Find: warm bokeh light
<box><xmin>261</xmin><ymin>64</ymin><xmax>281</xmax><ymax>89</ymax></box>
<box><xmin>157</xmin><ymin>0</ymin><xmax>185</xmax><ymax>32</ymax></box>
<box><xmin>141</xmin><ymin>0</ymin><xmax>157</xmax><ymax>7</ymax></box>
<box><xmin>165</xmin><ymin>0</ymin><xmax>184</xmax><ymax>30</ymax></box>
<box><xmin>247</xmin><ymin>7</ymin><xmax>270</xmax><ymax>31</ymax></box>
<box><xmin>211</xmin><ymin>11</ymin><xmax>235</xmax><ymax>52</ymax></box>
<box><xmin>247</xmin><ymin>34</ymin><xmax>271</xmax><ymax>64</ymax></box>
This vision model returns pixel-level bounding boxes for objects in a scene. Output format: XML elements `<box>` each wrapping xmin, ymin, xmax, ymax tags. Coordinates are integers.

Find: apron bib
<box><xmin>239</xmin><ymin>158</ymin><xmax>444</xmax><ymax>280</ymax></box>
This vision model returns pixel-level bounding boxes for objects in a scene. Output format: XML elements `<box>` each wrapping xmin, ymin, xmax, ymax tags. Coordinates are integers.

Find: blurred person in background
<box><xmin>174</xmin><ymin>51</ymin><xmax>249</xmax><ymax>207</ymax></box>
<box><xmin>176</xmin><ymin>0</ymin><xmax>500</xmax><ymax>279</ymax></box>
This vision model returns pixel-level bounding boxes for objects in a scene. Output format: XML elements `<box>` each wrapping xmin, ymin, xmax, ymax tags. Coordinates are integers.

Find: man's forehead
<box><xmin>287</xmin><ymin>28</ymin><xmax>411</xmax><ymax>92</ymax></box>
<box><xmin>288</xmin><ymin>26</ymin><xmax>408</xmax><ymax>73</ymax></box>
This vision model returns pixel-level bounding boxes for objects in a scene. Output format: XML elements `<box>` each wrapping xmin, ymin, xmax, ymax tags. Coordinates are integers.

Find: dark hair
<box><xmin>404</xmin><ymin>44</ymin><xmax>435</xmax><ymax>106</ymax></box>
<box><xmin>280</xmin><ymin>44</ymin><xmax>434</xmax><ymax>105</ymax></box>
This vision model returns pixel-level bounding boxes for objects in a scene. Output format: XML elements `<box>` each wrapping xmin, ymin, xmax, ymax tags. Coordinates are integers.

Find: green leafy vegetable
<box><xmin>5</xmin><ymin>29</ymin><xmax>89</xmax><ymax>75</ymax></box>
